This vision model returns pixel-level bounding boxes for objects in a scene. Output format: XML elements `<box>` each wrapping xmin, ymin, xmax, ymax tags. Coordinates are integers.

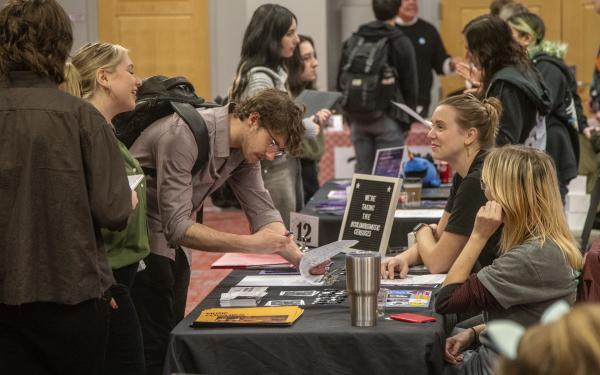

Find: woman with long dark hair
<box><xmin>230</xmin><ymin>4</ymin><xmax>331</xmax><ymax>227</ymax></box>
<box><xmin>461</xmin><ymin>15</ymin><xmax>551</xmax><ymax>149</ymax></box>
<box><xmin>287</xmin><ymin>35</ymin><xmax>324</xmax><ymax>202</ymax></box>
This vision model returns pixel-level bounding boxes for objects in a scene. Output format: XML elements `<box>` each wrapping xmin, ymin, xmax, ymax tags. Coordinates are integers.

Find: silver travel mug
<box><xmin>346</xmin><ymin>251</ymin><xmax>381</xmax><ymax>327</ymax></box>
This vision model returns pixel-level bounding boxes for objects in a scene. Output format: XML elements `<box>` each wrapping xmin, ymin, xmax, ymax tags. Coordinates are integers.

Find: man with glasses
<box><xmin>128</xmin><ymin>89</ymin><xmax>321</xmax><ymax>375</ymax></box>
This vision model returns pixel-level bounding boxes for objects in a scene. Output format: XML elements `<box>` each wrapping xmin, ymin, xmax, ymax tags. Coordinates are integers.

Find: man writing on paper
<box><xmin>128</xmin><ymin>89</ymin><xmax>327</xmax><ymax>375</ymax></box>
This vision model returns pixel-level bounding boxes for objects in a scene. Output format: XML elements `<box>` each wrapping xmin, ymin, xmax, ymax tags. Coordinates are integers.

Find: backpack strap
<box><xmin>342</xmin><ymin>36</ymin><xmax>365</xmax><ymax>71</ymax></box>
<box><xmin>141</xmin><ymin>102</ymin><xmax>209</xmax><ymax>178</ymax></box>
<box><xmin>365</xmin><ymin>37</ymin><xmax>389</xmax><ymax>74</ymax></box>
<box><xmin>171</xmin><ymin>101</ymin><xmax>210</xmax><ymax>175</ymax></box>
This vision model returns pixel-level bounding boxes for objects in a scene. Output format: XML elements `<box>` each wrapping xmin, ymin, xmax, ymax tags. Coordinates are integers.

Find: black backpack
<box><xmin>532</xmin><ymin>55</ymin><xmax>583</xmax><ymax>162</ymax></box>
<box><xmin>337</xmin><ymin>34</ymin><xmax>399</xmax><ymax>118</ymax></box>
<box><xmin>113</xmin><ymin>75</ymin><xmax>220</xmax><ymax>176</ymax></box>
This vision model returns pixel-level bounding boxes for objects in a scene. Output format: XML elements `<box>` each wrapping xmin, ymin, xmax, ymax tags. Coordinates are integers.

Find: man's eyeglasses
<box><xmin>264</xmin><ymin>127</ymin><xmax>286</xmax><ymax>158</ymax></box>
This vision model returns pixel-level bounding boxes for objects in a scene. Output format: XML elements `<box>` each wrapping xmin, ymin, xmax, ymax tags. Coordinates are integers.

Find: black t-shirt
<box><xmin>396</xmin><ymin>19</ymin><xmax>449</xmax><ymax>114</ymax></box>
<box><xmin>444</xmin><ymin>150</ymin><xmax>501</xmax><ymax>268</ymax></box>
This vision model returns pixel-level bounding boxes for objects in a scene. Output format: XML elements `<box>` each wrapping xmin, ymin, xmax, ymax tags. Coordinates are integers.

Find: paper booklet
<box><xmin>385</xmin><ymin>289</ymin><xmax>432</xmax><ymax>308</ymax></box>
<box><xmin>219</xmin><ymin>287</ymin><xmax>268</xmax><ymax>307</ymax></box>
<box><xmin>211</xmin><ymin>253</ymin><xmax>294</xmax><ymax>269</ymax></box>
<box><xmin>234</xmin><ymin>240</ymin><xmax>358</xmax><ymax>287</ymax></box>
<box><xmin>192</xmin><ymin>306</ymin><xmax>304</xmax><ymax>327</ymax></box>
<box><xmin>299</xmin><ymin>240</ymin><xmax>358</xmax><ymax>285</ymax></box>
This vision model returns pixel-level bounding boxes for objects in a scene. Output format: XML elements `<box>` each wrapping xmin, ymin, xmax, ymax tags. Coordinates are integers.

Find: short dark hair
<box><xmin>0</xmin><ymin>0</ymin><xmax>73</xmax><ymax>84</ymax></box>
<box><xmin>372</xmin><ymin>0</ymin><xmax>401</xmax><ymax>21</ymax></box>
<box><xmin>233</xmin><ymin>89</ymin><xmax>305</xmax><ymax>156</ymax></box>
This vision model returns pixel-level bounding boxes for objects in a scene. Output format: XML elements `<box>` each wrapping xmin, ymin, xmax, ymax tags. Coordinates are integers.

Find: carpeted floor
<box><xmin>185</xmin><ymin>204</ymin><xmax>250</xmax><ymax>315</ymax></box>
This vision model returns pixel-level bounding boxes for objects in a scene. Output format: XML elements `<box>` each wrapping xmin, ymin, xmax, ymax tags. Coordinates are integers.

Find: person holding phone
<box><xmin>381</xmin><ymin>94</ymin><xmax>502</xmax><ymax>279</ymax></box>
<box><xmin>436</xmin><ymin>145</ymin><xmax>582</xmax><ymax>375</ymax></box>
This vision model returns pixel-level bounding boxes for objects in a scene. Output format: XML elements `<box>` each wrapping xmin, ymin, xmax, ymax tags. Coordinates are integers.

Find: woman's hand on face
<box><xmin>455</xmin><ymin>62</ymin><xmax>481</xmax><ymax>88</ymax></box>
<box><xmin>473</xmin><ymin>201</ymin><xmax>503</xmax><ymax>239</ymax></box>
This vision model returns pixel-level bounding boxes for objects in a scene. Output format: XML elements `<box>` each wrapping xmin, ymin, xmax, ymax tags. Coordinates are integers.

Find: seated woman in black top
<box><xmin>437</xmin><ymin>146</ymin><xmax>582</xmax><ymax>375</ymax></box>
<box><xmin>382</xmin><ymin>94</ymin><xmax>502</xmax><ymax>278</ymax></box>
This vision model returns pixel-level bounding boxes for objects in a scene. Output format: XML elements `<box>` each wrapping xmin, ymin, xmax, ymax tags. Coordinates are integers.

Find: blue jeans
<box><xmin>350</xmin><ymin>116</ymin><xmax>404</xmax><ymax>174</ymax></box>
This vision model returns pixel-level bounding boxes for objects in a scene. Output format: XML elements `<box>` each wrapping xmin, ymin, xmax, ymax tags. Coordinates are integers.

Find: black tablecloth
<box><xmin>302</xmin><ymin>180</ymin><xmax>447</xmax><ymax>247</ymax></box>
<box><xmin>165</xmin><ymin>264</ymin><xmax>446</xmax><ymax>375</ymax></box>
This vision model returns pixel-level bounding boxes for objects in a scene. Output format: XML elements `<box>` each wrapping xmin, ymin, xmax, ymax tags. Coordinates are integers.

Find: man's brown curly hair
<box><xmin>232</xmin><ymin>89</ymin><xmax>305</xmax><ymax>156</ymax></box>
<box><xmin>0</xmin><ymin>0</ymin><xmax>73</xmax><ymax>84</ymax></box>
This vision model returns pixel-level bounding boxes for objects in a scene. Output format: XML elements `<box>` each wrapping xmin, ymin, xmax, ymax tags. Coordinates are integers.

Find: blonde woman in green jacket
<box><xmin>71</xmin><ymin>42</ymin><xmax>149</xmax><ymax>375</ymax></box>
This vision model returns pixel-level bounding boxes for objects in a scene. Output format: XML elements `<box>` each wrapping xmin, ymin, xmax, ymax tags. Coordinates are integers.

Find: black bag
<box><xmin>337</xmin><ymin>34</ymin><xmax>399</xmax><ymax>118</ymax></box>
<box><xmin>532</xmin><ymin>55</ymin><xmax>583</xmax><ymax>160</ymax></box>
<box><xmin>113</xmin><ymin>75</ymin><xmax>219</xmax><ymax>175</ymax></box>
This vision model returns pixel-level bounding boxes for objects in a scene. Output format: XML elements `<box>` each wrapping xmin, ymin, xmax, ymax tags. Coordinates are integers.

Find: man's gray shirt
<box><xmin>130</xmin><ymin>105</ymin><xmax>282</xmax><ymax>263</ymax></box>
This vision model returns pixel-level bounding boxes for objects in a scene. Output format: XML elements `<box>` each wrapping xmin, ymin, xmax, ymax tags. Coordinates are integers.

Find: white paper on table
<box><xmin>299</xmin><ymin>240</ymin><xmax>359</xmax><ymax>285</ymax></box>
<box><xmin>237</xmin><ymin>275</ymin><xmax>318</xmax><ymax>287</ymax></box>
<box><xmin>380</xmin><ymin>274</ymin><xmax>447</xmax><ymax>286</ymax></box>
<box><xmin>394</xmin><ymin>209</ymin><xmax>444</xmax><ymax>219</ymax></box>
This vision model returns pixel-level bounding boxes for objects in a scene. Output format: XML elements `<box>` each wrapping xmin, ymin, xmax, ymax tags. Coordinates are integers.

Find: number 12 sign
<box><xmin>289</xmin><ymin>212</ymin><xmax>319</xmax><ymax>248</ymax></box>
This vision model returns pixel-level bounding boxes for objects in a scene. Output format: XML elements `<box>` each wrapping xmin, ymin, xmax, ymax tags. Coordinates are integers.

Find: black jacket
<box><xmin>532</xmin><ymin>53</ymin><xmax>581</xmax><ymax>184</ymax></box>
<box><xmin>339</xmin><ymin>20</ymin><xmax>419</xmax><ymax>114</ymax></box>
<box><xmin>486</xmin><ymin>65</ymin><xmax>552</xmax><ymax>146</ymax></box>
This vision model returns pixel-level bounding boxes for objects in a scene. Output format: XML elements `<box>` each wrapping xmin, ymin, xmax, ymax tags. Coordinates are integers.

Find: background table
<box><xmin>302</xmin><ymin>180</ymin><xmax>449</xmax><ymax>248</ymax></box>
<box><xmin>165</xmin><ymin>263</ymin><xmax>446</xmax><ymax>375</ymax></box>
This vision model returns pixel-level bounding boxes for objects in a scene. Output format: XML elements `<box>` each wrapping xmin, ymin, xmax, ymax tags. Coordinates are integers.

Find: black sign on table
<box><xmin>339</xmin><ymin>174</ymin><xmax>401</xmax><ymax>255</ymax></box>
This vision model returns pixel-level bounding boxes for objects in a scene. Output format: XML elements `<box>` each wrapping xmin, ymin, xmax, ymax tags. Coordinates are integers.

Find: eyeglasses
<box><xmin>480</xmin><ymin>178</ymin><xmax>487</xmax><ymax>191</ymax></box>
<box><xmin>264</xmin><ymin>127</ymin><xmax>286</xmax><ymax>159</ymax></box>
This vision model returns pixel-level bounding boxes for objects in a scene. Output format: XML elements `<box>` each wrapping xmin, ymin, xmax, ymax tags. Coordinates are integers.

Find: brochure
<box><xmin>219</xmin><ymin>287</ymin><xmax>268</xmax><ymax>307</ymax></box>
<box><xmin>211</xmin><ymin>253</ymin><xmax>294</xmax><ymax>269</ymax></box>
<box><xmin>192</xmin><ymin>306</ymin><xmax>304</xmax><ymax>327</ymax></box>
<box><xmin>386</xmin><ymin>289</ymin><xmax>432</xmax><ymax>308</ymax></box>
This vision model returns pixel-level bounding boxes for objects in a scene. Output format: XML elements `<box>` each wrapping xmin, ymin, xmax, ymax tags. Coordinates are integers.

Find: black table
<box><xmin>165</xmin><ymin>265</ymin><xmax>446</xmax><ymax>375</ymax></box>
<box><xmin>302</xmin><ymin>180</ymin><xmax>448</xmax><ymax>248</ymax></box>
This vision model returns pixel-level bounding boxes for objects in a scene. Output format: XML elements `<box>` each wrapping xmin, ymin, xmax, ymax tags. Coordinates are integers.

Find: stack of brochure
<box><xmin>219</xmin><ymin>286</ymin><xmax>268</xmax><ymax>307</ymax></box>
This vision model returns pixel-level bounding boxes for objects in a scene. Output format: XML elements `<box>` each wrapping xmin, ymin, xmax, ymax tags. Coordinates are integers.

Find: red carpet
<box><xmin>185</xmin><ymin>206</ymin><xmax>251</xmax><ymax>315</ymax></box>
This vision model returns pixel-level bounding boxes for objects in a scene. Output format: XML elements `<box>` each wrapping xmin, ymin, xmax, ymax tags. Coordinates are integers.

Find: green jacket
<box><xmin>301</xmin><ymin>131</ymin><xmax>325</xmax><ymax>161</ymax></box>
<box><xmin>101</xmin><ymin>141</ymin><xmax>150</xmax><ymax>269</ymax></box>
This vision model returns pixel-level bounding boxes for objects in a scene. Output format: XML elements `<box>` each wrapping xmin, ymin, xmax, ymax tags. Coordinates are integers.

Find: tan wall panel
<box><xmin>98</xmin><ymin>0</ymin><xmax>211</xmax><ymax>99</ymax></box>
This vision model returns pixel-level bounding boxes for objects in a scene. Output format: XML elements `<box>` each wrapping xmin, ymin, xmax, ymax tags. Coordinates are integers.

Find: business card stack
<box><xmin>220</xmin><ymin>287</ymin><xmax>268</xmax><ymax>307</ymax></box>
<box><xmin>565</xmin><ymin>176</ymin><xmax>590</xmax><ymax>231</ymax></box>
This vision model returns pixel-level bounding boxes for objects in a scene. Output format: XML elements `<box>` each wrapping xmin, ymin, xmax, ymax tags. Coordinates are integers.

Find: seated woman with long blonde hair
<box><xmin>436</xmin><ymin>145</ymin><xmax>582</xmax><ymax>375</ymax></box>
